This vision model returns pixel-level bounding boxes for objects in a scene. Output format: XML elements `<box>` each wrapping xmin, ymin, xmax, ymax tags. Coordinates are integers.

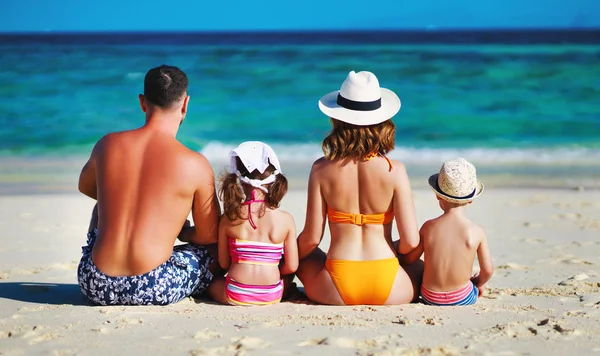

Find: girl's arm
<box><xmin>297</xmin><ymin>161</ymin><xmax>327</xmax><ymax>260</ymax></box>
<box><xmin>279</xmin><ymin>213</ymin><xmax>298</xmax><ymax>275</ymax></box>
<box><xmin>392</xmin><ymin>162</ymin><xmax>420</xmax><ymax>255</ymax></box>
<box><xmin>217</xmin><ymin>216</ymin><xmax>231</xmax><ymax>271</ymax></box>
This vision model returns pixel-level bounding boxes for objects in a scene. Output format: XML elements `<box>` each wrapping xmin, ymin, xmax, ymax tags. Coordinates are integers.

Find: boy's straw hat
<box><xmin>428</xmin><ymin>158</ymin><xmax>484</xmax><ymax>204</ymax></box>
<box><xmin>318</xmin><ymin>71</ymin><xmax>401</xmax><ymax>126</ymax></box>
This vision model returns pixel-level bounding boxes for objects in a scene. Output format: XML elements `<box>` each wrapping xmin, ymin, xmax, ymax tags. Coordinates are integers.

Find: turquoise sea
<box><xmin>1</xmin><ymin>31</ymin><xmax>599</xmax><ymax>192</ymax></box>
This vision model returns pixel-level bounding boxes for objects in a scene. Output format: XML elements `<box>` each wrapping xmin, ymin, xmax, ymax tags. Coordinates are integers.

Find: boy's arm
<box><xmin>471</xmin><ymin>227</ymin><xmax>493</xmax><ymax>295</ymax></box>
<box><xmin>217</xmin><ymin>216</ymin><xmax>231</xmax><ymax>271</ymax></box>
<box><xmin>280</xmin><ymin>213</ymin><xmax>299</xmax><ymax>275</ymax></box>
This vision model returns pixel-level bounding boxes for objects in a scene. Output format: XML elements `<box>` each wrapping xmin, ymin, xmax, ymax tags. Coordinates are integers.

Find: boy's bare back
<box><xmin>420</xmin><ymin>208</ymin><xmax>490</xmax><ymax>293</ymax></box>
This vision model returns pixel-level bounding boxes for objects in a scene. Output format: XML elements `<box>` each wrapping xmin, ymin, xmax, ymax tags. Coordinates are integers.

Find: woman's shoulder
<box><xmin>311</xmin><ymin>156</ymin><xmax>328</xmax><ymax>169</ymax></box>
<box><xmin>308</xmin><ymin>156</ymin><xmax>330</xmax><ymax>177</ymax></box>
<box><xmin>388</xmin><ymin>158</ymin><xmax>409</xmax><ymax>177</ymax></box>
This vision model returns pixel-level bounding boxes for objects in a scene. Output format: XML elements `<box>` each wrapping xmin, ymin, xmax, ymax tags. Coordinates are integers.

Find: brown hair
<box><xmin>219</xmin><ymin>157</ymin><xmax>288</xmax><ymax>221</ymax></box>
<box><xmin>322</xmin><ymin>118</ymin><xmax>396</xmax><ymax>160</ymax></box>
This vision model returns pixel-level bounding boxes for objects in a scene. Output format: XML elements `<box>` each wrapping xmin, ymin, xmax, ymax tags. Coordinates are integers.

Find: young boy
<box><xmin>407</xmin><ymin>157</ymin><xmax>493</xmax><ymax>306</ymax></box>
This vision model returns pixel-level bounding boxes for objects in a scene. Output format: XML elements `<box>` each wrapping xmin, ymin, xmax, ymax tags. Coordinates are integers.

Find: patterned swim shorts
<box><xmin>77</xmin><ymin>229</ymin><xmax>214</xmax><ymax>306</ymax></box>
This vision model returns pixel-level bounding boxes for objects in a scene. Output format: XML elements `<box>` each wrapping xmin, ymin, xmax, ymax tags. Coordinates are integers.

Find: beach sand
<box><xmin>1</xmin><ymin>187</ymin><xmax>600</xmax><ymax>355</ymax></box>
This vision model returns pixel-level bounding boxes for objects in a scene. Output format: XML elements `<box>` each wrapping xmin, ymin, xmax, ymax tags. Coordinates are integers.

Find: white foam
<box><xmin>200</xmin><ymin>141</ymin><xmax>600</xmax><ymax>166</ymax></box>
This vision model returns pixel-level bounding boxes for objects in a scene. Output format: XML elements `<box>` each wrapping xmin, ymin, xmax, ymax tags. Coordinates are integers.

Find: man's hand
<box><xmin>177</xmin><ymin>220</ymin><xmax>194</xmax><ymax>242</ymax></box>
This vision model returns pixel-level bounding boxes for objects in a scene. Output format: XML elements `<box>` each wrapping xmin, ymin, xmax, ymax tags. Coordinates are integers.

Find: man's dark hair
<box><xmin>143</xmin><ymin>65</ymin><xmax>188</xmax><ymax>108</ymax></box>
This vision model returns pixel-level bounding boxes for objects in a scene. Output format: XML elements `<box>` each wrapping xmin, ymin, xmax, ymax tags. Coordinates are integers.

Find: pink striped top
<box><xmin>229</xmin><ymin>238</ymin><xmax>284</xmax><ymax>266</ymax></box>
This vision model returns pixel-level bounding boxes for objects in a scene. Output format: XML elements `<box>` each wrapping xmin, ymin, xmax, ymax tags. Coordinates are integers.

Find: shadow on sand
<box><xmin>0</xmin><ymin>282</ymin><xmax>89</xmax><ymax>306</ymax></box>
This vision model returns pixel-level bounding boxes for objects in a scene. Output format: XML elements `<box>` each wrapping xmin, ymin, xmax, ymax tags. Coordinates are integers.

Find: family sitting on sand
<box><xmin>76</xmin><ymin>65</ymin><xmax>493</xmax><ymax>307</ymax></box>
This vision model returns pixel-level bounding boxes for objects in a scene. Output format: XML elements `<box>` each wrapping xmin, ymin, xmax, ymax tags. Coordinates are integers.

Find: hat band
<box><xmin>337</xmin><ymin>94</ymin><xmax>381</xmax><ymax>111</ymax></box>
<box><xmin>437</xmin><ymin>181</ymin><xmax>476</xmax><ymax>200</ymax></box>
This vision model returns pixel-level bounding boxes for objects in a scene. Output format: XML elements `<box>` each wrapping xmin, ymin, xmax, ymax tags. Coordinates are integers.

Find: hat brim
<box><xmin>318</xmin><ymin>88</ymin><xmax>401</xmax><ymax>126</ymax></box>
<box><xmin>428</xmin><ymin>174</ymin><xmax>484</xmax><ymax>204</ymax></box>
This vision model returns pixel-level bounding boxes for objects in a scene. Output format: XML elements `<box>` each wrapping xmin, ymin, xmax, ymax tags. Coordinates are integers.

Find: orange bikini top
<box><xmin>328</xmin><ymin>206</ymin><xmax>394</xmax><ymax>225</ymax></box>
<box><xmin>327</xmin><ymin>153</ymin><xmax>394</xmax><ymax>226</ymax></box>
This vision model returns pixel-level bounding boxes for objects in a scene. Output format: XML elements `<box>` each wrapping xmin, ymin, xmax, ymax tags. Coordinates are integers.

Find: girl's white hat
<box><xmin>318</xmin><ymin>71</ymin><xmax>401</xmax><ymax>126</ymax></box>
<box><xmin>428</xmin><ymin>157</ymin><xmax>484</xmax><ymax>204</ymax></box>
<box><xmin>229</xmin><ymin>141</ymin><xmax>281</xmax><ymax>193</ymax></box>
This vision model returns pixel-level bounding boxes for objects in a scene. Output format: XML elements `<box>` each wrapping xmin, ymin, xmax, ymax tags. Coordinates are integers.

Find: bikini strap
<box><xmin>382</xmin><ymin>155</ymin><xmax>393</xmax><ymax>172</ymax></box>
<box><xmin>241</xmin><ymin>190</ymin><xmax>265</xmax><ymax>230</ymax></box>
<box><xmin>365</xmin><ymin>152</ymin><xmax>393</xmax><ymax>172</ymax></box>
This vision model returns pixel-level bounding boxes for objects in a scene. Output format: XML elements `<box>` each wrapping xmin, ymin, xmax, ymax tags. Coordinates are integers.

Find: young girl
<box><xmin>208</xmin><ymin>141</ymin><xmax>298</xmax><ymax>306</ymax></box>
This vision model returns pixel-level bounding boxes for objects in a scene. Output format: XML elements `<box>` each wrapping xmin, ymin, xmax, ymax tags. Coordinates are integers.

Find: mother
<box><xmin>296</xmin><ymin>71</ymin><xmax>422</xmax><ymax>305</ymax></box>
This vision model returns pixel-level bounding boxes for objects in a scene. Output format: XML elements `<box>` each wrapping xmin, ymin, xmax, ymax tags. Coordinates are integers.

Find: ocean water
<box><xmin>1</xmin><ymin>31</ymin><xmax>599</xmax><ymax>172</ymax></box>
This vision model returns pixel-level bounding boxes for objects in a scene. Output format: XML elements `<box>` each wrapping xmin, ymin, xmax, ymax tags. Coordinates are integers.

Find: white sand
<box><xmin>1</xmin><ymin>189</ymin><xmax>600</xmax><ymax>355</ymax></box>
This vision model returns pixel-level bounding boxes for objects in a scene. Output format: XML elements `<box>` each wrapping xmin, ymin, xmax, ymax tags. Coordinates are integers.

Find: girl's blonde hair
<box><xmin>219</xmin><ymin>157</ymin><xmax>288</xmax><ymax>221</ymax></box>
<box><xmin>322</xmin><ymin>118</ymin><xmax>396</xmax><ymax>160</ymax></box>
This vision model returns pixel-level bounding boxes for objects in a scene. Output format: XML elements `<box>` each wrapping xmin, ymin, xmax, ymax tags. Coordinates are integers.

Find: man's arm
<box><xmin>189</xmin><ymin>156</ymin><xmax>221</xmax><ymax>245</ymax></box>
<box><xmin>78</xmin><ymin>140</ymin><xmax>101</xmax><ymax>200</ymax></box>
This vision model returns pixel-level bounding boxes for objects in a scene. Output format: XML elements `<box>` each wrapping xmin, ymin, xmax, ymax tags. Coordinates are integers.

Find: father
<box><xmin>77</xmin><ymin>65</ymin><xmax>221</xmax><ymax>305</ymax></box>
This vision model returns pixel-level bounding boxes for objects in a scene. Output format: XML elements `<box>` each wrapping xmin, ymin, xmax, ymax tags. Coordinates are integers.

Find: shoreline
<box><xmin>2</xmin><ymin>155</ymin><xmax>600</xmax><ymax>195</ymax></box>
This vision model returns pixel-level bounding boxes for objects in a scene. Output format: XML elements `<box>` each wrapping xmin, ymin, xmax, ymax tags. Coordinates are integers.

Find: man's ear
<box><xmin>139</xmin><ymin>94</ymin><xmax>147</xmax><ymax>113</ymax></box>
<box><xmin>181</xmin><ymin>95</ymin><xmax>190</xmax><ymax>116</ymax></box>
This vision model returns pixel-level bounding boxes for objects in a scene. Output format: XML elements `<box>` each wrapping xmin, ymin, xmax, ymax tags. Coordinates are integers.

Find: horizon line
<box><xmin>2</xmin><ymin>27</ymin><xmax>600</xmax><ymax>35</ymax></box>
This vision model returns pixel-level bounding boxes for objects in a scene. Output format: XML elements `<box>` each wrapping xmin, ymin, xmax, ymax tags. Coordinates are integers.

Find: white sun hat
<box><xmin>318</xmin><ymin>71</ymin><xmax>401</xmax><ymax>126</ymax></box>
<box><xmin>428</xmin><ymin>157</ymin><xmax>484</xmax><ymax>204</ymax></box>
<box><xmin>229</xmin><ymin>141</ymin><xmax>282</xmax><ymax>193</ymax></box>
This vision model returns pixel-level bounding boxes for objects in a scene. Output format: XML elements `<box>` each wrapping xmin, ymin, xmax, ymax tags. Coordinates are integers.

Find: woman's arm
<box><xmin>297</xmin><ymin>160</ymin><xmax>327</xmax><ymax>260</ymax></box>
<box><xmin>400</xmin><ymin>221</ymin><xmax>427</xmax><ymax>264</ymax></box>
<box><xmin>392</xmin><ymin>162</ymin><xmax>420</xmax><ymax>255</ymax></box>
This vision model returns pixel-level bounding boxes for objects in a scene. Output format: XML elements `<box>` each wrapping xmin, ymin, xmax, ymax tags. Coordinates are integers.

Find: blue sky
<box><xmin>1</xmin><ymin>0</ymin><xmax>599</xmax><ymax>32</ymax></box>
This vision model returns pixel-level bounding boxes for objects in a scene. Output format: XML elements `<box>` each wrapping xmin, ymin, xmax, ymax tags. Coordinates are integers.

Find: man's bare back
<box><xmin>77</xmin><ymin>65</ymin><xmax>221</xmax><ymax>305</ymax></box>
<box><xmin>81</xmin><ymin>128</ymin><xmax>218</xmax><ymax>276</ymax></box>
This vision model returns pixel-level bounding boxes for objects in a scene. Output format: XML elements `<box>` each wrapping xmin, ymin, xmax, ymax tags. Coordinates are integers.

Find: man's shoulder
<box><xmin>178</xmin><ymin>148</ymin><xmax>211</xmax><ymax>170</ymax></box>
<box><xmin>95</xmin><ymin>129</ymin><xmax>139</xmax><ymax>148</ymax></box>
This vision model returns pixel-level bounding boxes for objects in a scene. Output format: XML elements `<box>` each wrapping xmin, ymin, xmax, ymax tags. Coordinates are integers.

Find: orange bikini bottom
<box><xmin>325</xmin><ymin>257</ymin><xmax>399</xmax><ymax>305</ymax></box>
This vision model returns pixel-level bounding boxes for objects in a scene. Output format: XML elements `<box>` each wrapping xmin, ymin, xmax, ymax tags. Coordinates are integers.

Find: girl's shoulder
<box><xmin>269</xmin><ymin>208</ymin><xmax>293</xmax><ymax>221</ymax></box>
